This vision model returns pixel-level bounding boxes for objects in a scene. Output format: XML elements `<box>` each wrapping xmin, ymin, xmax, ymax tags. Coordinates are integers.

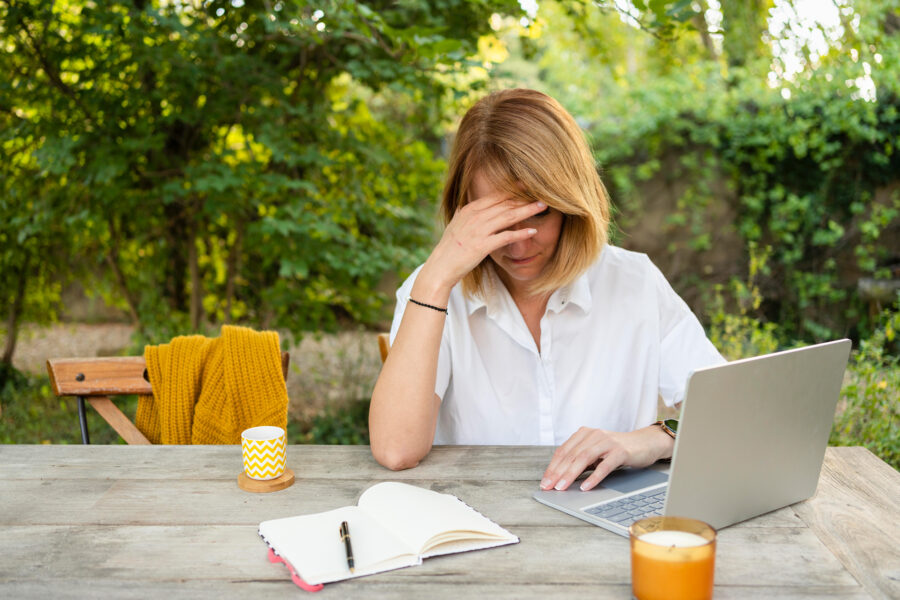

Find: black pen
<box><xmin>340</xmin><ymin>520</ymin><xmax>355</xmax><ymax>573</ymax></box>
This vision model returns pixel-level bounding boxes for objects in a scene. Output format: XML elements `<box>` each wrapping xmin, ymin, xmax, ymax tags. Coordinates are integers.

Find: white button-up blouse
<box><xmin>390</xmin><ymin>245</ymin><xmax>725</xmax><ymax>446</ymax></box>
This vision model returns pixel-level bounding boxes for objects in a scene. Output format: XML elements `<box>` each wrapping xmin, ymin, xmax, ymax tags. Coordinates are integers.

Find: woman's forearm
<box><xmin>369</xmin><ymin>272</ymin><xmax>450</xmax><ymax>470</ymax></box>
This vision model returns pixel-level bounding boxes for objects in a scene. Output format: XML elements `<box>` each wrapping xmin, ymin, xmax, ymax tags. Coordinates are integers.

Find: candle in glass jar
<box><xmin>630</xmin><ymin>517</ymin><xmax>716</xmax><ymax>600</ymax></box>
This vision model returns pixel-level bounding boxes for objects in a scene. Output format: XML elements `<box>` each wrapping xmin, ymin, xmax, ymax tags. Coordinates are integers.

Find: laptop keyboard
<box><xmin>584</xmin><ymin>486</ymin><xmax>666</xmax><ymax>527</ymax></box>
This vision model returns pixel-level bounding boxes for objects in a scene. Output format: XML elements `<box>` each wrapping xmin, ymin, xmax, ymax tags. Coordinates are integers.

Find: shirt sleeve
<box><xmin>648</xmin><ymin>259</ymin><xmax>726</xmax><ymax>407</ymax></box>
<box><xmin>389</xmin><ymin>268</ymin><xmax>452</xmax><ymax>401</ymax></box>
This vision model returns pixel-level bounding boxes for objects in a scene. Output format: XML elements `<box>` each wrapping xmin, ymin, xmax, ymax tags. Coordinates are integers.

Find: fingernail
<box><xmin>527</xmin><ymin>228</ymin><xmax>537</xmax><ymax>234</ymax></box>
<box><xmin>536</xmin><ymin>201</ymin><xmax>546</xmax><ymax>209</ymax></box>
<box><xmin>540</xmin><ymin>478</ymin><xmax>551</xmax><ymax>489</ymax></box>
<box><xmin>554</xmin><ymin>479</ymin><xmax>567</xmax><ymax>491</ymax></box>
<box><xmin>580</xmin><ymin>481</ymin><xmax>590</xmax><ymax>491</ymax></box>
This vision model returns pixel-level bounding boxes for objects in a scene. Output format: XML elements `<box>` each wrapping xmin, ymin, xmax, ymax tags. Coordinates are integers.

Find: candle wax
<box><xmin>639</xmin><ymin>530</ymin><xmax>709</xmax><ymax>548</ymax></box>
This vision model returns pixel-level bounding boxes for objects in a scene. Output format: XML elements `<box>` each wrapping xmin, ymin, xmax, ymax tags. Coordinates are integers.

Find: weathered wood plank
<box><xmin>792</xmin><ymin>447</ymin><xmax>900</xmax><ymax>600</ymax></box>
<box><xmin>712</xmin><ymin>587</ymin><xmax>870</xmax><ymax>599</ymax></box>
<box><xmin>0</xmin><ymin>445</ymin><xmax>556</xmax><ymax>481</ymax></box>
<box><xmin>0</xmin><ymin>479</ymin><xmax>115</xmax><ymax>526</ymax></box>
<box><xmin>0</xmin><ymin>580</ymin><xmax>870</xmax><ymax>600</ymax></box>
<box><xmin>377</xmin><ymin>332</ymin><xmax>390</xmax><ymax>363</ymax></box>
<box><xmin>0</xmin><ymin>525</ymin><xmax>857</xmax><ymax>590</ymax></box>
<box><xmin>0</xmin><ymin>477</ymin><xmax>805</xmax><ymax>529</ymax></box>
<box><xmin>46</xmin><ymin>354</ymin><xmax>290</xmax><ymax>398</ymax></box>
<box><xmin>46</xmin><ymin>357</ymin><xmax>152</xmax><ymax>396</ymax></box>
<box><xmin>87</xmin><ymin>397</ymin><xmax>151</xmax><ymax>444</ymax></box>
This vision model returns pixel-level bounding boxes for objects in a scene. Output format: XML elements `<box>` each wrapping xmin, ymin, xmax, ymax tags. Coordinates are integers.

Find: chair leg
<box><xmin>77</xmin><ymin>396</ymin><xmax>91</xmax><ymax>444</ymax></box>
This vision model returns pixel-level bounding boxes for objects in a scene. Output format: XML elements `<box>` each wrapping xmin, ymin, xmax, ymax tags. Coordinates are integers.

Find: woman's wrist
<box><xmin>648</xmin><ymin>424</ymin><xmax>676</xmax><ymax>461</ymax></box>
<box><xmin>412</xmin><ymin>263</ymin><xmax>455</xmax><ymax>306</ymax></box>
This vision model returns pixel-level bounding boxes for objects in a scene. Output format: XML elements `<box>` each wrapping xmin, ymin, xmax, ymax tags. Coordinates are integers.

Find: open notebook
<box><xmin>259</xmin><ymin>482</ymin><xmax>519</xmax><ymax>587</ymax></box>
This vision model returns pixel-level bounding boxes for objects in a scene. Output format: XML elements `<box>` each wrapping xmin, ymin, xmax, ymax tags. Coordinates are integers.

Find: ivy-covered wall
<box><xmin>602</xmin><ymin>85</ymin><xmax>900</xmax><ymax>342</ymax></box>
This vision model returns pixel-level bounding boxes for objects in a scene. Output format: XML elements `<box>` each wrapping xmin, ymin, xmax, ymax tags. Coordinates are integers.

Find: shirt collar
<box><xmin>546</xmin><ymin>270</ymin><xmax>592</xmax><ymax>314</ymax></box>
<box><xmin>465</xmin><ymin>266</ymin><xmax>498</xmax><ymax>316</ymax></box>
<box><xmin>465</xmin><ymin>265</ymin><xmax>593</xmax><ymax>316</ymax></box>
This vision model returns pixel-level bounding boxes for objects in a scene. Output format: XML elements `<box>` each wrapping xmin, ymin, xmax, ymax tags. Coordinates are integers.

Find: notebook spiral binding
<box><xmin>267</xmin><ymin>548</ymin><xmax>324</xmax><ymax>592</ymax></box>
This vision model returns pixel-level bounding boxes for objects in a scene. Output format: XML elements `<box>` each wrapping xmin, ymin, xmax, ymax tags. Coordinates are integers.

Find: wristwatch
<box><xmin>654</xmin><ymin>419</ymin><xmax>678</xmax><ymax>439</ymax></box>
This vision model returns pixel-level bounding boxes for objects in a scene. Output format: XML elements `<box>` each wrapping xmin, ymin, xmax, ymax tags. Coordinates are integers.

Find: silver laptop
<box><xmin>533</xmin><ymin>339</ymin><xmax>852</xmax><ymax>537</ymax></box>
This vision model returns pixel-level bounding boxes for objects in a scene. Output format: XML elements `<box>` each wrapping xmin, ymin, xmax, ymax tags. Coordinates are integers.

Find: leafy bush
<box><xmin>830</xmin><ymin>303</ymin><xmax>900</xmax><ymax>469</ymax></box>
<box><xmin>0</xmin><ymin>367</ymin><xmax>126</xmax><ymax>445</ymax></box>
<box><xmin>290</xmin><ymin>399</ymin><xmax>370</xmax><ymax>445</ymax></box>
<box><xmin>706</xmin><ymin>245</ymin><xmax>781</xmax><ymax>361</ymax></box>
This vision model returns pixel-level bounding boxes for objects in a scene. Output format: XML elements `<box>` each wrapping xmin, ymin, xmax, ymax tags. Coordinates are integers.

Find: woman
<box><xmin>369</xmin><ymin>89</ymin><xmax>724</xmax><ymax>491</ymax></box>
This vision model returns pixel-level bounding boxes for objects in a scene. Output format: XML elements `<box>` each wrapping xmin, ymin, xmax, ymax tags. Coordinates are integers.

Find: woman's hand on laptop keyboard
<box><xmin>539</xmin><ymin>425</ymin><xmax>675</xmax><ymax>492</ymax></box>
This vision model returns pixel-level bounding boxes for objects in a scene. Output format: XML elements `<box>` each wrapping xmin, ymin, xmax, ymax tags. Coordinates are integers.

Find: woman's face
<box><xmin>470</xmin><ymin>171</ymin><xmax>563</xmax><ymax>294</ymax></box>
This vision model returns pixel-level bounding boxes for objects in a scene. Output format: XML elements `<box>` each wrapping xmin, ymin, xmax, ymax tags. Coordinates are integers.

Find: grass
<box><xmin>828</xmin><ymin>308</ymin><xmax>900</xmax><ymax>469</ymax></box>
<box><xmin>0</xmin><ymin>365</ymin><xmax>127</xmax><ymax>445</ymax></box>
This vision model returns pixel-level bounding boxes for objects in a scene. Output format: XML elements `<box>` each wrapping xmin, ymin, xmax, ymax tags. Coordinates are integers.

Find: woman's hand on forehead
<box><xmin>416</xmin><ymin>192</ymin><xmax>547</xmax><ymax>296</ymax></box>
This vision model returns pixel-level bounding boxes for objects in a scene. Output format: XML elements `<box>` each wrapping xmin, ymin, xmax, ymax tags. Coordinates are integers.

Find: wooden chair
<box><xmin>378</xmin><ymin>333</ymin><xmax>390</xmax><ymax>364</ymax></box>
<box><xmin>46</xmin><ymin>352</ymin><xmax>290</xmax><ymax>445</ymax></box>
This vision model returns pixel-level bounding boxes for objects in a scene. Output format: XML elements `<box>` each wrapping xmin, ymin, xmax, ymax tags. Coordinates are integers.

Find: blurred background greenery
<box><xmin>0</xmin><ymin>0</ymin><xmax>897</xmax><ymax>467</ymax></box>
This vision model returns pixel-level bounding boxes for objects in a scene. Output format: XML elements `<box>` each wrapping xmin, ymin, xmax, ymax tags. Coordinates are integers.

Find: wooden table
<box><xmin>1</xmin><ymin>445</ymin><xmax>898</xmax><ymax>599</ymax></box>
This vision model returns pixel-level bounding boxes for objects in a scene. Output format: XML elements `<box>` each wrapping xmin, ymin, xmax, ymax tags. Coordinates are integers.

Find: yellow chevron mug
<box><xmin>241</xmin><ymin>426</ymin><xmax>287</xmax><ymax>481</ymax></box>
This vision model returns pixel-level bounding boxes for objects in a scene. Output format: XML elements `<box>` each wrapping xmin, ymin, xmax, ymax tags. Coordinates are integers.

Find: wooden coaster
<box><xmin>238</xmin><ymin>468</ymin><xmax>295</xmax><ymax>493</ymax></box>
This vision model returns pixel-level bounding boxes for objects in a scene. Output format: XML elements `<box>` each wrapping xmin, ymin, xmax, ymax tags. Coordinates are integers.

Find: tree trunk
<box><xmin>164</xmin><ymin>203</ymin><xmax>189</xmax><ymax>313</ymax></box>
<box><xmin>106</xmin><ymin>216</ymin><xmax>141</xmax><ymax>325</ymax></box>
<box><xmin>721</xmin><ymin>0</ymin><xmax>772</xmax><ymax>68</ymax></box>
<box><xmin>693</xmin><ymin>0</ymin><xmax>718</xmax><ymax>61</ymax></box>
<box><xmin>190</xmin><ymin>207</ymin><xmax>203</xmax><ymax>331</ymax></box>
<box><xmin>189</xmin><ymin>227</ymin><xmax>202</xmax><ymax>331</ymax></box>
<box><xmin>224</xmin><ymin>223</ymin><xmax>243</xmax><ymax>324</ymax></box>
<box><xmin>2</xmin><ymin>260</ymin><xmax>29</xmax><ymax>366</ymax></box>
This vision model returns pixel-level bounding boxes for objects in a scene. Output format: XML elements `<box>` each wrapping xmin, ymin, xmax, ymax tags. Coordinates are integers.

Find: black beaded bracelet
<box><xmin>407</xmin><ymin>296</ymin><xmax>448</xmax><ymax>315</ymax></box>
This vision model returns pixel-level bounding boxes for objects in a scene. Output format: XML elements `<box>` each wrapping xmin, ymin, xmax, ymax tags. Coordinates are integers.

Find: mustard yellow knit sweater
<box><xmin>135</xmin><ymin>325</ymin><xmax>288</xmax><ymax>444</ymax></box>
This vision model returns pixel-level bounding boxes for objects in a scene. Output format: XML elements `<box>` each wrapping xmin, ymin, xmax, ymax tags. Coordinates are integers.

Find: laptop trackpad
<box><xmin>601</xmin><ymin>468</ymin><xmax>669</xmax><ymax>493</ymax></box>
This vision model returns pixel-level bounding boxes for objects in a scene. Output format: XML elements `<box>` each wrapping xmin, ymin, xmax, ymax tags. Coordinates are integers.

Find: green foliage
<box><xmin>717</xmin><ymin>80</ymin><xmax>900</xmax><ymax>338</ymax></box>
<box><xmin>1</xmin><ymin>0</ymin><xmax>522</xmax><ymax>345</ymax></box>
<box><xmin>0</xmin><ymin>192</ymin><xmax>82</xmax><ymax>358</ymax></box>
<box><xmin>0</xmin><ymin>367</ymin><xmax>127</xmax><ymax>444</ymax></box>
<box><xmin>706</xmin><ymin>245</ymin><xmax>781</xmax><ymax>360</ymax></box>
<box><xmin>560</xmin><ymin>0</ymin><xmax>701</xmax><ymax>43</ymax></box>
<box><xmin>830</xmin><ymin>303</ymin><xmax>900</xmax><ymax>469</ymax></box>
<box><xmin>517</xmin><ymin>0</ymin><xmax>900</xmax><ymax>342</ymax></box>
<box><xmin>290</xmin><ymin>399</ymin><xmax>370</xmax><ymax>445</ymax></box>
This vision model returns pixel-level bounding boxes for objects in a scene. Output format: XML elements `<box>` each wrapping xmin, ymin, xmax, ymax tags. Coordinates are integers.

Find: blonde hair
<box><xmin>441</xmin><ymin>88</ymin><xmax>610</xmax><ymax>298</ymax></box>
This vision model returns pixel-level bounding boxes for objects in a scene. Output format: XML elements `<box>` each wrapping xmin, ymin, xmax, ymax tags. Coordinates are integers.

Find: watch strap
<box><xmin>654</xmin><ymin>419</ymin><xmax>678</xmax><ymax>439</ymax></box>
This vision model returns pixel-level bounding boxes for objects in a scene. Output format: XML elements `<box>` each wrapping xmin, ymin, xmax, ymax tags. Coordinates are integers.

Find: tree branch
<box><xmin>17</xmin><ymin>18</ymin><xmax>96</xmax><ymax>127</ymax></box>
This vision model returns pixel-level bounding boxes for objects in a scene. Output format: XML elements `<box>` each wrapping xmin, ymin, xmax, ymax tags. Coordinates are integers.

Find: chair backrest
<box><xmin>47</xmin><ymin>352</ymin><xmax>290</xmax><ymax>444</ymax></box>
<box><xmin>377</xmin><ymin>333</ymin><xmax>390</xmax><ymax>364</ymax></box>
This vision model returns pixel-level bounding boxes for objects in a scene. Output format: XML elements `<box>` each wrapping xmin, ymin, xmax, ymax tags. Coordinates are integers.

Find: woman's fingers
<box><xmin>540</xmin><ymin>427</ymin><xmax>676</xmax><ymax>492</ymax></box>
<box><xmin>579</xmin><ymin>449</ymin><xmax>627</xmax><ymax>491</ymax></box>
<box><xmin>540</xmin><ymin>427</ymin><xmax>594</xmax><ymax>490</ymax></box>
<box><xmin>491</xmin><ymin>226</ymin><xmax>537</xmax><ymax>248</ymax></box>
<box><xmin>469</xmin><ymin>195</ymin><xmax>547</xmax><ymax>232</ymax></box>
<box><xmin>540</xmin><ymin>428</ymin><xmax>638</xmax><ymax>491</ymax></box>
<box><xmin>441</xmin><ymin>197</ymin><xmax>545</xmax><ymax>261</ymax></box>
